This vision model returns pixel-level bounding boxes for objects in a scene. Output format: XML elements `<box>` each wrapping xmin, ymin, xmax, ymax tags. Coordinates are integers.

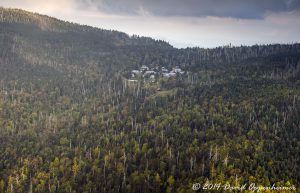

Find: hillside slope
<box><xmin>0</xmin><ymin>7</ymin><xmax>300</xmax><ymax>193</ymax></box>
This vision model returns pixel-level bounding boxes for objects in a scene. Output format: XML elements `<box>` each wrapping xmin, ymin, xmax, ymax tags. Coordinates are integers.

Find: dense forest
<box><xmin>0</xmin><ymin>7</ymin><xmax>299</xmax><ymax>193</ymax></box>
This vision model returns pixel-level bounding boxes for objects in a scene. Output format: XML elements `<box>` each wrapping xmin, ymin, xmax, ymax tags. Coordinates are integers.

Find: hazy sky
<box><xmin>1</xmin><ymin>0</ymin><xmax>300</xmax><ymax>48</ymax></box>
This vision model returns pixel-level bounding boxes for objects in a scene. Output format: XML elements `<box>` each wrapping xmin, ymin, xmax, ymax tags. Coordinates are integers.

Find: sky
<box><xmin>1</xmin><ymin>0</ymin><xmax>300</xmax><ymax>48</ymax></box>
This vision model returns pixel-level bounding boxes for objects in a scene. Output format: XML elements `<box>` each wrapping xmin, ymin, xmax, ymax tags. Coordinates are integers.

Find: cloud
<box><xmin>0</xmin><ymin>0</ymin><xmax>78</xmax><ymax>14</ymax></box>
<box><xmin>78</xmin><ymin>0</ymin><xmax>300</xmax><ymax>19</ymax></box>
<box><xmin>2</xmin><ymin>0</ymin><xmax>300</xmax><ymax>19</ymax></box>
<box><xmin>0</xmin><ymin>0</ymin><xmax>299</xmax><ymax>48</ymax></box>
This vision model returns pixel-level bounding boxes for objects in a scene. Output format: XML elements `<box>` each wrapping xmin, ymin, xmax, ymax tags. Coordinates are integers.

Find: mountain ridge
<box><xmin>0</xmin><ymin>7</ymin><xmax>299</xmax><ymax>193</ymax></box>
<box><xmin>2</xmin><ymin>7</ymin><xmax>300</xmax><ymax>50</ymax></box>
<box><xmin>0</xmin><ymin>6</ymin><xmax>174</xmax><ymax>53</ymax></box>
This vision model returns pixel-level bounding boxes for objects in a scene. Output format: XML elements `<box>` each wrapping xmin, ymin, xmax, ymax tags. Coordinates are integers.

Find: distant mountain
<box><xmin>1</xmin><ymin>7</ymin><xmax>300</xmax><ymax>79</ymax></box>
<box><xmin>0</xmin><ymin>7</ymin><xmax>174</xmax><ymax>81</ymax></box>
<box><xmin>0</xmin><ymin>7</ymin><xmax>299</xmax><ymax>193</ymax></box>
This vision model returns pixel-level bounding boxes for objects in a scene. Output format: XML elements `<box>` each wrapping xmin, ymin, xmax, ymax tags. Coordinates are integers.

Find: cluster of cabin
<box><xmin>129</xmin><ymin>65</ymin><xmax>184</xmax><ymax>82</ymax></box>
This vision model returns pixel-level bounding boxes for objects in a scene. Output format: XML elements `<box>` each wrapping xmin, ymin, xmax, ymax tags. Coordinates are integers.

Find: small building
<box><xmin>163</xmin><ymin>72</ymin><xmax>176</xmax><ymax>78</ymax></box>
<box><xmin>132</xmin><ymin>70</ymin><xmax>142</xmax><ymax>75</ymax></box>
<box><xmin>140</xmin><ymin>65</ymin><xmax>149</xmax><ymax>71</ymax></box>
<box><xmin>169</xmin><ymin>72</ymin><xmax>176</xmax><ymax>77</ymax></box>
<box><xmin>172</xmin><ymin>67</ymin><xmax>184</xmax><ymax>74</ymax></box>
<box><xmin>161</xmin><ymin>67</ymin><xmax>169</xmax><ymax>73</ymax></box>
<box><xmin>144</xmin><ymin>70</ymin><xmax>157</xmax><ymax>76</ymax></box>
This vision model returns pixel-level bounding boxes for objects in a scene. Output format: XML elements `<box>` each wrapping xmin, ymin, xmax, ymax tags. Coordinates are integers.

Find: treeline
<box><xmin>0</xmin><ymin>7</ymin><xmax>299</xmax><ymax>193</ymax></box>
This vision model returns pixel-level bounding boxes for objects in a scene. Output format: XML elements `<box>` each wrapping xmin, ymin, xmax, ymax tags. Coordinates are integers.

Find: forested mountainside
<box><xmin>0</xmin><ymin>7</ymin><xmax>300</xmax><ymax>193</ymax></box>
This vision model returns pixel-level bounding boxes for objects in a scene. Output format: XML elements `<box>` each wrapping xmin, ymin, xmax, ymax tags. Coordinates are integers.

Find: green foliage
<box><xmin>0</xmin><ymin>7</ymin><xmax>299</xmax><ymax>193</ymax></box>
